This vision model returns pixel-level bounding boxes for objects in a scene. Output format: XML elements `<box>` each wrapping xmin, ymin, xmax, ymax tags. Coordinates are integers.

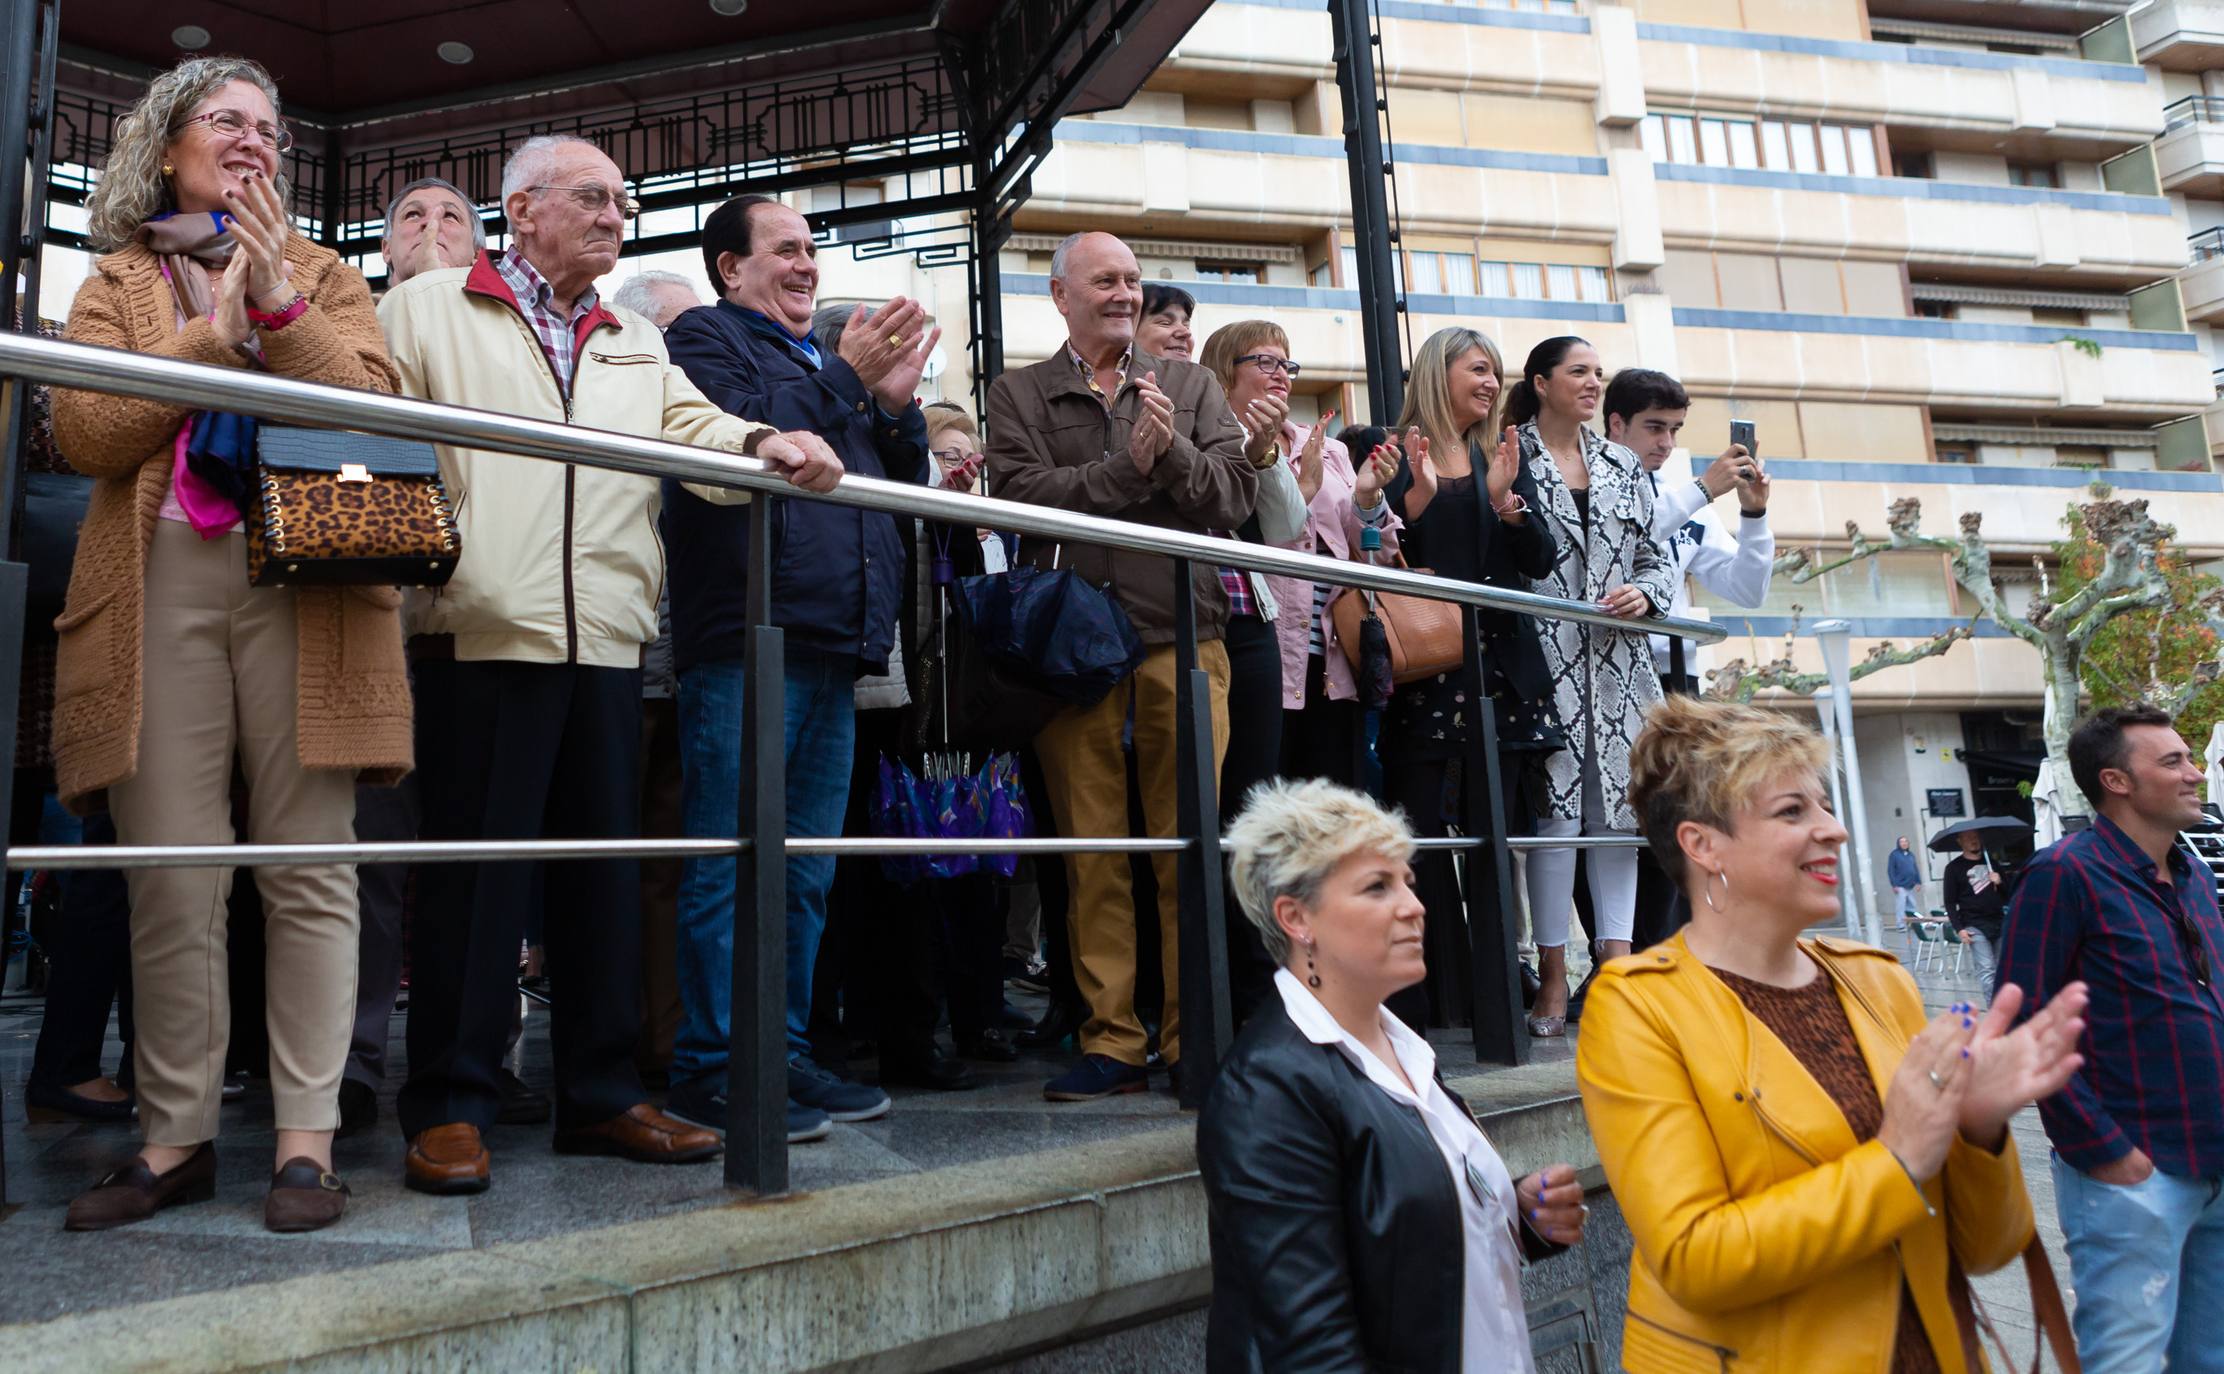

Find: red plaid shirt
<box><xmin>496</xmin><ymin>246</ymin><xmax>600</xmax><ymax>398</ymax></box>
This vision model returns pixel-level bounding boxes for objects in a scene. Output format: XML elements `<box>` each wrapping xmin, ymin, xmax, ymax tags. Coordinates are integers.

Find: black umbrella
<box><xmin>1928</xmin><ymin>816</ymin><xmax>2032</xmax><ymax>853</ymax></box>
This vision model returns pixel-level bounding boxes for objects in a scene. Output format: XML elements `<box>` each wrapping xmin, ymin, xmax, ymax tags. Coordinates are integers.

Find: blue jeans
<box><xmin>2052</xmin><ymin>1153</ymin><xmax>2224</xmax><ymax>1373</ymax></box>
<box><xmin>673</xmin><ymin>651</ymin><xmax>857</xmax><ymax>1085</ymax></box>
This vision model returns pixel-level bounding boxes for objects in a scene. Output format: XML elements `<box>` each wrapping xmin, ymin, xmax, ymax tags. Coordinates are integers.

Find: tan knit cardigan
<box><xmin>49</xmin><ymin>236</ymin><xmax>413</xmax><ymax>812</ymax></box>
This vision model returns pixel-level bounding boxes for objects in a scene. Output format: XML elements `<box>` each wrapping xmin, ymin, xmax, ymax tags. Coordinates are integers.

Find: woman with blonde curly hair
<box><xmin>1578</xmin><ymin>695</ymin><xmax>2088</xmax><ymax>1372</ymax></box>
<box><xmin>52</xmin><ymin>55</ymin><xmax>410</xmax><ymax>1234</ymax></box>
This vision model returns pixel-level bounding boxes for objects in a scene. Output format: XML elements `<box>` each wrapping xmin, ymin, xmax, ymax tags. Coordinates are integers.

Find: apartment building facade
<box><xmin>941</xmin><ymin>0</ymin><xmax>2223</xmax><ymax>879</ymax></box>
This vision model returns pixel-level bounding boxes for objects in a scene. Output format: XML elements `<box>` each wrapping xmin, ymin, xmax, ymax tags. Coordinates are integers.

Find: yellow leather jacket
<box><xmin>1577</xmin><ymin>934</ymin><xmax>2033</xmax><ymax>1373</ymax></box>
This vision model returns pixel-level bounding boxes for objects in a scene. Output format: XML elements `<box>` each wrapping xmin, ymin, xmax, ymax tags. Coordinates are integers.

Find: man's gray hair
<box><xmin>381</xmin><ymin>176</ymin><xmax>485</xmax><ymax>249</ymax></box>
<box><xmin>809</xmin><ymin>301</ymin><xmax>854</xmax><ymax>356</ymax></box>
<box><xmin>1048</xmin><ymin>231</ymin><xmax>1093</xmax><ymax>284</ymax></box>
<box><xmin>500</xmin><ymin>134</ymin><xmax>596</xmax><ymax>205</ymax></box>
<box><xmin>611</xmin><ymin>270</ymin><xmax>700</xmax><ymax>322</ymax></box>
<box><xmin>1224</xmin><ymin>778</ymin><xmax>1416</xmax><ymax>965</ymax></box>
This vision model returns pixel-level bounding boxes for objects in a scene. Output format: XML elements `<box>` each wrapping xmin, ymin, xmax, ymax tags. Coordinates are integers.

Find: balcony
<box><xmin>1652</xmin><ymin>168</ymin><xmax>2187</xmax><ymax>285</ymax></box>
<box><xmin>1864</xmin><ymin>0</ymin><xmax>2138</xmax><ymax>38</ymax></box>
<box><xmin>2155</xmin><ymin>96</ymin><xmax>2224</xmax><ymax>196</ymax></box>
<box><xmin>2130</xmin><ymin>0</ymin><xmax>2224</xmax><ymax>71</ymax></box>
<box><xmin>1667</xmin><ymin>309</ymin><xmax>2213</xmax><ymax>418</ymax></box>
<box><xmin>2183</xmin><ymin>229</ymin><xmax>2224</xmax><ymax>323</ymax></box>
<box><xmin>1635</xmin><ymin>25</ymin><xmax>2163</xmax><ymax>154</ymax></box>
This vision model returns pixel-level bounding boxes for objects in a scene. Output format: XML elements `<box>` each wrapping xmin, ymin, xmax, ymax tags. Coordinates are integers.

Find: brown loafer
<box><xmin>404</xmin><ymin>1122</ymin><xmax>490</xmax><ymax>1195</ymax></box>
<box><xmin>265</xmin><ymin>1157</ymin><xmax>350</xmax><ymax>1233</ymax></box>
<box><xmin>553</xmin><ymin>1102</ymin><xmax>722</xmax><ymax>1164</ymax></box>
<box><xmin>64</xmin><ymin>1141</ymin><xmax>217</xmax><ymax>1231</ymax></box>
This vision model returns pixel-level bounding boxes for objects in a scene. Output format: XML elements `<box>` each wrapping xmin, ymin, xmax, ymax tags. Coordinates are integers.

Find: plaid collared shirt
<box><xmin>1999</xmin><ymin>813</ymin><xmax>2224</xmax><ymax>1178</ymax></box>
<box><xmin>1067</xmin><ymin>340</ymin><xmax>1130</xmax><ymax>410</ymax></box>
<box><xmin>496</xmin><ymin>246</ymin><xmax>600</xmax><ymax>399</ymax></box>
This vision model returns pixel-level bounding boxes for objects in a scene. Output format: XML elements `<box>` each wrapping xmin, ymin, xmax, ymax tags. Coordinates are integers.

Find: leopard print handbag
<box><xmin>246</xmin><ymin>426</ymin><xmax>460</xmax><ymax>588</ymax></box>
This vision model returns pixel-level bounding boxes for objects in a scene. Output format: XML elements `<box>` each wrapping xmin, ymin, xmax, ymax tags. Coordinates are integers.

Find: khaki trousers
<box><xmin>108</xmin><ymin>522</ymin><xmax>359</xmax><ymax>1145</ymax></box>
<box><xmin>1033</xmin><ymin>641</ymin><xmax>1230</xmax><ymax>1066</ymax></box>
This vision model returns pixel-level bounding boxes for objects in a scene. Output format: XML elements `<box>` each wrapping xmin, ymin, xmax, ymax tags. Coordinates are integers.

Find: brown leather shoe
<box><xmin>553</xmin><ymin>1102</ymin><xmax>722</xmax><ymax>1163</ymax></box>
<box><xmin>64</xmin><ymin>1141</ymin><xmax>217</xmax><ymax>1231</ymax></box>
<box><xmin>265</xmin><ymin>1157</ymin><xmax>350</xmax><ymax>1233</ymax></box>
<box><xmin>404</xmin><ymin>1123</ymin><xmax>490</xmax><ymax>1195</ymax></box>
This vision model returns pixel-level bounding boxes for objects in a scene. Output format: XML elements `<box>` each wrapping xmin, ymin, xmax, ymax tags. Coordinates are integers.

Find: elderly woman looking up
<box><xmin>1200</xmin><ymin>779</ymin><xmax>1588</xmax><ymax>1373</ymax></box>
<box><xmin>1578</xmin><ymin>695</ymin><xmax>2089</xmax><ymax>1373</ymax></box>
<box><xmin>51</xmin><ymin>56</ymin><xmax>409</xmax><ymax>1234</ymax></box>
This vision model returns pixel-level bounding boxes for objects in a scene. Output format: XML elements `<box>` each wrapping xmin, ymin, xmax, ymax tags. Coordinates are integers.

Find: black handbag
<box><xmin>22</xmin><ymin>471</ymin><xmax>93</xmax><ymax>630</ymax></box>
<box><xmin>246</xmin><ymin>426</ymin><xmax>459</xmax><ymax>588</ymax></box>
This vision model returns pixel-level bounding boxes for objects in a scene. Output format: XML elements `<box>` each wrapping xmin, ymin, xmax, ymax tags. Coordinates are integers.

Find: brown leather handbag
<box><xmin>1328</xmin><ymin>554</ymin><xmax>1467</xmax><ymax>685</ymax></box>
<box><xmin>246</xmin><ymin>426</ymin><xmax>460</xmax><ymax>588</ymax></box>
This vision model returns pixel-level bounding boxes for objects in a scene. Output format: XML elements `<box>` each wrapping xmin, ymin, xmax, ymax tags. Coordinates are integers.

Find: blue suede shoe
<box><xmin>1043</xmin><ymin>1054</ymin><xmax>1150</xmax><ymax>1102</ymax></box>
<box><xmin>787</xmin><ymin>1056</ymin><xmax>892</xmax><ymax>1123</ymax></box>
<box><xmin>667</xmin><ymin>1076</ymin><xmax>831</xmax><ymax>1144</ymax></box>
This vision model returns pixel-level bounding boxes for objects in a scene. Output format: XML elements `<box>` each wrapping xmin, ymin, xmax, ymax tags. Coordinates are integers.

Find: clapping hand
<box><xmin>838</xmin><ymin>297</ymin><xmax>942</xmax><ymax>414</ymax></box>
<box><xmin>1129</xmin><ymin>371</ymin><xmax>1176</xmax><ymax>475</ymax></box>
<box><xmin>1485</xmin><ymin>425</ymin><xmax>1520</xmax><ymax>512</ymax></box>
<box><xmin>222</xmin><ymin>169</ymin><xmax>295</xmax><ymax>305</ymax></box>
<box><xmin>1877</xmin><ymin>1005</ymin><xmax>1985</xmax><ymax>1182</ymax></box>
<box><xmin>1242</xmin><ymin>392</ymin><xmax>1291</xmax><ymax>467</ymax></box>
<box><xmin>1295</xmin><ymin>408</ymin><xmax>1335</xmax><ymax>503</ymax></box>
<box><xmin>1956</xmin><ymin>982</ymin><xmax>2088</xmax><ymax>1149</ymax></box>
<box><xmin>1400</xmin><ymin>424</ymin><xmax>1436</xmax><ymax>501</ymax></box>
<box><xmin>1518</xmin><ymin>1165</ymin><xmax>1588</xmax><ymax>1247</ymax></box>
<box><xmin>761</xmin><ymin>431</ymin><xmax>844</xmax><ymax>493</ymax></box>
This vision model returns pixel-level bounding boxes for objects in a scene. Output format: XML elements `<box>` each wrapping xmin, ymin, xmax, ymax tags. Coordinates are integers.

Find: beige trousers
<box><xmin>1033</xmin><ymin>641</ymin><xmax>1230</xmax><ymax>1067</ymax></box>
<box><xmin>108</xmin><ymin>522</ymin><xmax>359</xmax><ymax>1145</ymax></box>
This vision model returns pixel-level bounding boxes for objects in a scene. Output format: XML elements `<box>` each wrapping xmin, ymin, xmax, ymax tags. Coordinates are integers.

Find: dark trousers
<box><xmin>1379</xmin><ymin>736</ymin><xmax>1531</xmax><ymax>1030</ymax></box>
<box><xmin>28</xmin><ymin>811</ymin><xmax>135</xmax><ymax>1091</ymax></box>
<box><xmin>400</xmin><ymin>659</ymin><xmax>647</xmax><ymax>1137</ymax></box>
<box><xmin>1279</xmin><ymin>653</ymin><xmax>1363</xmax><ymax>788</ymax></box>
<box><xmin>346</xmin><ymin>777</ymin><xmax>419</xmax><ymax>1087</ymax></box>
<box><xmin>1632</xmin><ymin>671</ymin><xmax>1694</xmax><ymax>950</ymax></box>
<box><xmin>1219</xmin><ymin>613</ymin><xmax>1283</xmax><ymax>1026</ymax></box>
<box><xmin>638</xmin><ymin>697</ymin><xmax>684</xmax><ymax>1076</ymax></box>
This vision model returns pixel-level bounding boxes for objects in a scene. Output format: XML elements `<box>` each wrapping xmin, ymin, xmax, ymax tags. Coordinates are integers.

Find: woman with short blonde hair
<box><xmin>1579</xmin><ymin>695</ymin><xmax>2088</xmax><ymax>1372</ymax></box>
<box><xmin>1200</xmin><ymin>778</ymin><xmax>1588</xmax><ymax>1372</ymax></box>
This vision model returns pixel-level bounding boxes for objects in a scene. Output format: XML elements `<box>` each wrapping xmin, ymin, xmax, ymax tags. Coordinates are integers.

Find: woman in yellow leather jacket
<box><xmin>1578</xmin><ymin>696</ymin><xmax>2088</xmax><ymax>1373</ymax></box>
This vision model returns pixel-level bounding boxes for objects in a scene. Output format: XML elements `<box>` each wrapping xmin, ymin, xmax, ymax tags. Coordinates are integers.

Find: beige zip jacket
<box><xmin>377</xmin><ymin>255</ymin><xmax>772</xmax><ymax>666</ymax></box>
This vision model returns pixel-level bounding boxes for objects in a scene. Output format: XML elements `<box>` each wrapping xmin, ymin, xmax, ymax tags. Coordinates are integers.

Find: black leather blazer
<box><xmin>1196</xmin><ymin>997</ymin><xmax>1558</xmax><ymax>1373</ymax></box>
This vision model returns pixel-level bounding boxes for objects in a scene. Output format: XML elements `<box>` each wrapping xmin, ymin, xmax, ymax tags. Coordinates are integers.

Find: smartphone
<box><xmin>1729</xmin><ymin>419</ymin><xmax>1757</xmax><ymax>463</ymax></box>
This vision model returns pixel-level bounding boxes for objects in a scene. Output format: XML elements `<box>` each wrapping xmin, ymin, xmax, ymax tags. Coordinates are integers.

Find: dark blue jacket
<box><xmin>662</xmin><ymin>300</ymin><xmax>929</xmax><ymax>675</ymax></box>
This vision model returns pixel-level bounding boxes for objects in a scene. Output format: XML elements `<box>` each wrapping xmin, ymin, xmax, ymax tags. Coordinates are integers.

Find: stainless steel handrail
<box><xmin>4</xmin><ymin>833</ymin><xmax>1650</xmax><ymax>868</ymax></box>
<box><xmin>0</xmin><ymin>332</ymin><xmax>1727</xmax><ymax>646</ymax></box>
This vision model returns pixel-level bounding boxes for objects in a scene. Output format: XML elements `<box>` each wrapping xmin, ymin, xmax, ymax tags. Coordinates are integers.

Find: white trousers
<box><xmin>1525</xmin><ymin>817</ymin><xmax>1639</xmax><ymax>948</ymax></box>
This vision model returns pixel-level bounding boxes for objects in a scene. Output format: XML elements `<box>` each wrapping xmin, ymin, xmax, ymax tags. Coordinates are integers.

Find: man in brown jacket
<box><xmin>986</xmin><ymin>230</ymin><xmax>1257</xmax><ymax>1101</ymax></box>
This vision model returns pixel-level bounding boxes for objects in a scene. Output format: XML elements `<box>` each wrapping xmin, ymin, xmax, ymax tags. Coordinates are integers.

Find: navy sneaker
<box><xmin>788</xmin><ymin>1056</ymin><xmax>892</xmax><ymax>1123</ymax></box>
<box><xmin>1044</xmin><ymin>1053</ymin><xmax>1149</xmax><ymax>1102</ymax></box>
<box><xmin>667</xmin><ymin>1076</ymin><xmax>831</xmax><ymax>1144</ymax></box>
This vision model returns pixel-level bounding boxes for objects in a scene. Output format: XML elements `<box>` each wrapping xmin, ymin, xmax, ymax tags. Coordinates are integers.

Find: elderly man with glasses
<box><xmin>375</xmin><ymin>135</ymin><xmax>843</xmax><ymax>1196</ymax></box>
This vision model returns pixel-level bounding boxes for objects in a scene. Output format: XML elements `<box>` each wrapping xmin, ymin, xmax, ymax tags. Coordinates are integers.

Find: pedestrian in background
<box><xmin>2000</xmin><ymin>704</ymin><xmax>2224</xmax><ymax>1372</ymax></box>
<box><xmin>1581</xmin><ymin>695</ymin><xmax>2087</xmax><ymax>1374</ymax></box>
<box><xmin>1943</xmin><ymin>830</ymin><xmax>2011</xmax><ymax>1007</ymax></box>
<box><xmin>1889</xmin><ymin>835</ymin><xmax>1924</xmax><ymax>929</ymax></box>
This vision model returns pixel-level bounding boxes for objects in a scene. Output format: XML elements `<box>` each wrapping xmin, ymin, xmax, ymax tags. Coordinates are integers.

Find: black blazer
<box><xmin>1196</xmin><ymin>996</ymin><xmax>1559</xmax><ymax>1373</ymax></box>
<box><xmin>1383</xmin><ymin>445</ymin><xmax>1556</xmax><ymax>705</ymax></box>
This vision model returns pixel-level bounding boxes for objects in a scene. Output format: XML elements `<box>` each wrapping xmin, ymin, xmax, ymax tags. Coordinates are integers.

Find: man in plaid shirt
<box><xmin>1998</xmin><ymin>704</ymin><xmax>2224</xmax><ymax>1372</ymax></box>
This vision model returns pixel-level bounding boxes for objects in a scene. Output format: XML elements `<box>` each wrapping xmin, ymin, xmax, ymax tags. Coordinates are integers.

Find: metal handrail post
<box><xmin>726</xmin><ymin>494</ymin><xmax>789</xmax><ymax>1192</ymax></box>
<box><xmin>1171</xmin><ymin>556</ymin><xmax>1231</xmax><ymax>1110</ymax></box>
<box><xmin>1461</xmin><ymin>622</ymin><xmax>1529</xmax><ymax>1067</ymax></box>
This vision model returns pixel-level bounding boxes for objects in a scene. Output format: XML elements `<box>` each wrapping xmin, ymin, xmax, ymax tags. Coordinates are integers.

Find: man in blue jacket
<box><xmin>662</xmin><ymin>194</ymin><xmax>938</xmax><ymax>1142</ymax></box>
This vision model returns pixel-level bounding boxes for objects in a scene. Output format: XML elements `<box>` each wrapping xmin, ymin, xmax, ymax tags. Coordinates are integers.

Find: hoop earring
<box><xmin>1703</xmin><ymin>868</ymin><xmax>1730</xmax><ymax>913</ymax></box>
<box><xmin>1303</xmin><ymin>938</ymin><xmax>1321</xmax><ymax>989</ymax></box>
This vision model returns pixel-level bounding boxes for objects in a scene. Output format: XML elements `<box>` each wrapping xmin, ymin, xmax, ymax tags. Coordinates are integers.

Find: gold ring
<box><xmin>887</xmin><ymin>334</ymin><xmax>906</xmax><ymax>349</ymax></box>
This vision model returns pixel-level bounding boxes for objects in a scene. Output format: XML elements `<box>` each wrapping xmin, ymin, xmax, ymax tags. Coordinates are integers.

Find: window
<box><xmin>2054</xmin><ymin>445</ymin><xmax>2109</xmax><ymax>469</ymax></box>
<box><xmin>1441</xmin><ymin>252</ymin><xmax>1476</xmax><ymax>296</ymax></box>
<box><xmin>1475</xmin><ymin>260</ymin><xmax>1612</xmax><ymax>303</ymax></box>
<box><xmin>2008</xmin><ymin>161</ymin><xmax>2059</xmax><ymax>189</ymax></box>
<box><xmin>1407</xmin><ymin>251</ymin><xmax>1442</xmax><ymax>294</ymax></box>
<box><xmin>2032</xmin><ymin>307</ymin><xmax>2087</xmax><ymax>327</ymax></box>
<box><xmin>1310</xmin><ymin>260</ymin><xmax>1332</xmax><ymax>288</ymax></box>
<box><xmin>1642</xmin><ymin>112</ymin><xmax>1883</xmax><ymax>178</ymax></box>
<box><xmin>1195</xmin><ymin>261</ymin><xmax>1263</xmax><ymax>283</ymax></box>
<box><xmin>1935</xmin><ymin>444</ymin><xmax>1977</xmax><ymax>465</ymax></box>
<box><xmin>1913</xmin><ymin>299</ymin><xmax>1957</xmax><ymax>320</ymax></box>
<box><xmin>1339</xmin><ymin>246</ymin><xmax>1358</xmax><ymax>287</ymax></box>
<box><xmin>1893</xmin><ymin>151</ymin><xmax>1935</xmax><ymax>180</ymax></box>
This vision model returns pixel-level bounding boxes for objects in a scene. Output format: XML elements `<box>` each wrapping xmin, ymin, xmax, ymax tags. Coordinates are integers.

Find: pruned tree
<box><xmin>1704</xmin><ymin>612</ymin><xmax>1975</xmax><ymax>704</ymax></box>
<box><xmin>1744</xmin><ymin>483</ymin><xmax>2190</xmax><ymax>817</ymax></box>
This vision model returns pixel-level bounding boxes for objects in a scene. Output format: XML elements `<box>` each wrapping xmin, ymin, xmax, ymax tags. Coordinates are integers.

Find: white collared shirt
<box><xmin>1272</xmin><ymin>969</ymin><xmax>1534</xmax><ymax>1374</ymax></box>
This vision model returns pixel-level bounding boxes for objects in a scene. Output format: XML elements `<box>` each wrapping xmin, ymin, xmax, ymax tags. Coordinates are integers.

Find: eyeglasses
<box><xmin>1235</xmin><ymin>353</ymin><xmax>1302</xmax><ymax>379</ymax></box>
<box><xmin>931</xmin><ymin>446</ymin><xmax>980</xmax><ymax>467</ymax></box>
<box><xmin>179</xmin><ymin>109</ymin><xmax>293</xmax><ymax>153</ymax></box>
<box><xmin>528</xmin><ymin>184</ymin><xmax>639</xmax><ymax>221</ymax></box>
<box><xmin>2170</xmin><ymin>902</ymin><xmax>2212</xmax><ymax>986</ymax></box>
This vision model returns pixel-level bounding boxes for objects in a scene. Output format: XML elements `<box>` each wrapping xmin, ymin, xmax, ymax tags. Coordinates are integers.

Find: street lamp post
<box><xmin>1812</xmin><ymin>687</ymin><xmax>1854</xmax><ymax>935</ymax></box>
<box><xmin>1811</xmin><ymin>620</ymin><xmax>1884</xmax><ymax>946</ymax></box>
